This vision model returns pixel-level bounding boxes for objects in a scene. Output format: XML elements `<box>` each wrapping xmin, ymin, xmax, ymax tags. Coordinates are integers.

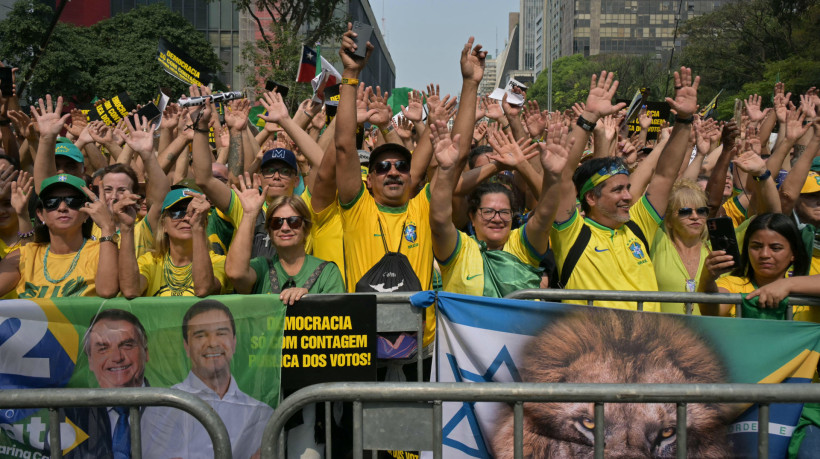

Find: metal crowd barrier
<box><xmin>504</xmin><ymin>288</ymin><xmax>820</xmax><ymax>319</ymax></box>
<box><xmin>0</xmin><ymin>387</ymin><xmax>231</xmax><ymax>459</ymax></box>
<box><xmin>262</xmin><ymin>382</ymin><xmax>820</xmax><ymax>459</ymax></box>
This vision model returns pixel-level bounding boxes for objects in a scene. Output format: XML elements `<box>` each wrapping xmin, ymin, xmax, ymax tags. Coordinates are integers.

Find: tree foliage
<box><xmin>0</xmin><ymin>1</ymin><xmax>221</xmax><ymax>103</ymax></box>
<box><xmin>528</xmin><ymin>54</ymin><xmax>667</xmax><ymax>112</ymax></box>
<box><xmin>680</xmin><ymin>0</ymin><xmax>820</xmax><ymax>119</ymax></box>
<box><xmin>233</xmin><ymin>0</ymin><xmax>348</xmax><ymax>106</ymax></box>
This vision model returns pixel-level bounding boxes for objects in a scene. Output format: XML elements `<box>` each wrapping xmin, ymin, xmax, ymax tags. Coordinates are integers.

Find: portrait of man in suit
<box><xmin>58</xmin><ymin>309</ymin><xmax>149</xmax><ymax>459</ymax></box>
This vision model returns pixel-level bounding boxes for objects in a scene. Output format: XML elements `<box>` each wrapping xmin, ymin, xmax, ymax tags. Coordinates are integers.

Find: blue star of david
<box><xmin>440</xmin><ymin>346</ymin><xmax>522</xmax><ymax>457</ymax></box>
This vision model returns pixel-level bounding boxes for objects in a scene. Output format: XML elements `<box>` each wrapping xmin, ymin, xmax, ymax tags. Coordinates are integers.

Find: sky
<box><xmin>377</xmin><ymin>0</ymin><xmax>519</xmax><ymax>97</ymax></box>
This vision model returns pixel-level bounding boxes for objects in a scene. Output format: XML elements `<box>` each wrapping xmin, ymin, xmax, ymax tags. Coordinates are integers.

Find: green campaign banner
<box><xmin>0</xmin><ymin>295</ymin><xmax>285</xmax><ymax>458</ymax></box>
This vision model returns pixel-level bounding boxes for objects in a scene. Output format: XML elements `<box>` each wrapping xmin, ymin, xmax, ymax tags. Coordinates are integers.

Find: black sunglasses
<box><xmin>166</xmin><ymin>208</ymin><xmax>188</xmax><ymax>220</ymax></box>
<box><xmin>42</xmin><ymin>196</ymin><xmax>86</xmax><ymax>211</ymax></box>
<box><xmin>261</xmin><ymin>166</ymin><xmax>296</xmax><ymax>178</ymax></box>
<box><xmin>678</xmin><ymin>206</ymin><xmax>709</xmax><ymax>218</ymax></box>
<box><xmin>371</xmin><ymin>160</ymin><xmax>411</xmax><ymax>174</ymax></box>
<box><xmin>270</xmin><ymin>216</ymin><xmax>305</xmax><ymax>230</ymax></box>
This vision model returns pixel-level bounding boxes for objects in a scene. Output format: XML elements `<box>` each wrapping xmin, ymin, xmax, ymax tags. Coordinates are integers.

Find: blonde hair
<box><xmin>264</xmin><ymin>195</ymin><xmax>312</xmax><ymax>245</ymax></box>
<box><xmin>152</xmin><ymin>198</ymin><xmax>208</xmax><ymax>258</ymax></box>
<box><xmin>664</xmin><ymin>179</ymin><xmax>708</xmax><ymax>242</ymax></box>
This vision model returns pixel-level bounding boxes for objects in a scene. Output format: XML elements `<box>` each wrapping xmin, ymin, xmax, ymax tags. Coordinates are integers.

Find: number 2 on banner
<box><xmin>0</xmin><ymin>302</ymin><xmax>50</xmax><ymax>379</ymax></box>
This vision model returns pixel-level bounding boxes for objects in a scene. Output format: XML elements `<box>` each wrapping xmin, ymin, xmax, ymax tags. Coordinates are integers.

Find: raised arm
<box><xmin>81</xmin><ymin>186</ymin><xmax>119</xmax><ymax>298</ymax></box>
<box><xmin>30</xmin><ymin>95</ymin><xmax>70</xmax><ymax>192</ymax></box>
<box><xmin>429</xmin><ymin>121</ymin><xmax>462</xmax><ymax>261</ymax></box>
<box><xmin>259</xmin><ymin>91</ymin><xmax>324</xmax><ymax>170</ymax></box>
<box><xmin>555</xmin><ymin>72</ymin><xmax>627</xmax><ymax>223</ymax></box>
<box><xmin>187</xmin><ymin>194</ymin><xmax>222</xmax><ymax>297</ymax></box>
<box><xmin>524</xmin><ymin>122</ymin><xmax>575</xmax><ymax>255</ymax></box>
<box><xmin>190</xmin><ymin>87</ymin><xmax>232</xmax><ymax>213</ymax></box>
<box><xmin>225</xmin><ymin>174</ymin><xmax>267</xmax><ymax>294</ymax></box>
<box><xmin>224</xmin><ymin>98</ymin><xmax>248</xmax><ymax>179</ymax></box>
<box><xmin>644</xmin><ymin>67</ymin><xmax>699</xmax><ymax>217</ymax></box>
<box><xmin>780</xmin><ymin>120</ymin><xmax>820</xmax><ymax>215</ymax></box>
<box><xmin>451</xmin><ymin>37</ymin><xmax>487</xmax><ymax>171</ymax></box>
<box><xmin>335</xmin><ymin>23</ymin><xmax>374</xmax><ymax>205</ymax></box>
<box><xmin>116</xmin><ymin>115</ymin><xmax>170</xmax><ymax>232</ymax></box>
<box><xmin>705</xmin><ymin>122</ymin><xmax>739</xmax><ymax>217</ymax></box>
<box><xmin>732</xmin><ymin>148</ymin><xmax>780</xmax><ymax>215</ymax></box>
<box><xmin>114</xmin><ymin>192</ymin><xmax>146</xmax><ymax>298</ymax></box>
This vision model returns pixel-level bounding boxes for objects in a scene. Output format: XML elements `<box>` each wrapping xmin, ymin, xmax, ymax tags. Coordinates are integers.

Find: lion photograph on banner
<box><xmin>491</xmin><ymin>309</ymin><xmax>733</xmax><ymax>458</ymax></box>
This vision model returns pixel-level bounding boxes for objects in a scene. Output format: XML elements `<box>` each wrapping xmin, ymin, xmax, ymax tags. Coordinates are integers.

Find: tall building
<box><xmin>518</xmin><ymin>0</ymin><xmax>541</xmax><ymax>71</ymax></box>
<box><xmin>478</xmin><ymin>56</ymin><xmax>497</xmax><ymax>96</ymax></box>
<box><xmin>53</xmin><ymin>0</ymin><xmax>394</xmax><ymax>93</ymax></box>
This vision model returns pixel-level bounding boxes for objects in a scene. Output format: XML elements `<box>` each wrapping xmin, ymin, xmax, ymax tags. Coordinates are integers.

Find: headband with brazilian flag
<box><xmin>578</xmin><ymin>162</ymin><xmax>630</xmax><ymax>198</ymax></box>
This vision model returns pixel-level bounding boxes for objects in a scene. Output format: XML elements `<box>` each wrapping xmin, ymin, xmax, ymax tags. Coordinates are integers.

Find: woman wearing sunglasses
<box><xmin>118</xmin><ymin>188</ymin><xmax>227</xmax><ymax>297</ymax></box>
<box><xmin>651</xmin><ymin>179</ymin><xmax>711</xmax><ymax>314</ymax></box>
<box><xmin>225</xmin><ymin>173</ymin><xmax>343</xmax><ymax>305</ymax></box>
<box><xmin>0</xmin><ymin>174</ymin><xmax>119</xmax><ymax>298</ymax></box>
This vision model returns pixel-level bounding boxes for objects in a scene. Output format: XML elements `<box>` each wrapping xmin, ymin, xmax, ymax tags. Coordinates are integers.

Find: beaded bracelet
<box><xmin>17</xmin><ymin>229</ymin><xmax>35</xmax><ymax>239</ymax></box>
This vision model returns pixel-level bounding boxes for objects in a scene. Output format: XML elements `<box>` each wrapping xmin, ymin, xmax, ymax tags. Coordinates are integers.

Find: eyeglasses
<box><xmin>261</xmin><ymin>167</ymin><xmax>296</xmax><ymax>178</ymax></box>
<box><xmin>270</xmin><ymin>216</ymin><xmax>306</xmax><ymax>230</ymax></box>
<box><xmin>166</xmin><ymin>208</ymin><xmax>188</xmax><ymax>220</ymax></box>
<box><xmin>677</xmin><ymin>206</ymin><xmax>709</xmax><ymax>218</ymax></box>
<box><xmin>371</xmin><ymin>160</ymin><xmax>411</xmax><ymax>174</ymax></box>
<box><xmin>477</xmin><ymin>207</ymin><xmax>513</xmax><ymax>222</ymax></box>
<box><xmin>42</xmin><ymin>196</ymin><xmax>86</xmax><ymax>211</ymax></box>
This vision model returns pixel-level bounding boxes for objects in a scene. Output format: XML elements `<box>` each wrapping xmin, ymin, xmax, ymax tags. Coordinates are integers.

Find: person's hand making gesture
<box><xmin>665</xmin><ymin>67</ymin><xmax>700</xmax><ymax>120</ymax></box>
<box><xmin>30</xmin><ymin>95</ymin><xmax>70</xmax><ymax>138</ymax></box>
<box><xmin>232</xmin><ymin>172</ymin><xmax>268</xmax><ymax>216</ymax></box>
<box><xmin>540</xmin><ymin>122</ymin><xmax>574</xmax><ymax>178</ymax></box>
<box><xmin>339</xmin><ymin>22</ymin><xmax>373</xmax><ymax>74</ymax></box>
<box><xmin>460</xmin><ymin>36</ymin><xmax>487</xmax><ymax>84</ymax></box>
<box><xmin>582</xmin><ymin>72</ymin><xmax>626</xmax><ymax>123</ymax></box>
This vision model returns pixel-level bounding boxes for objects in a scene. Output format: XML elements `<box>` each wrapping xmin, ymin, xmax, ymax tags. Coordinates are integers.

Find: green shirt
<box><xmin>249</xmin><ymin>254</ymin><xmax>344</xmax><ymax>295</ymax></box>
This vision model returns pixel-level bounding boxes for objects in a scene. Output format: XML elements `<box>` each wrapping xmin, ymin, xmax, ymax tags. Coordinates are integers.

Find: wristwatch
<box><xmin>98</xmin><ymin>234</ymin><xmax>120</xmax><ymax>244</ymax></box>
<box><xmin>753</xmin><ymin>170</ymin><xmax>772</xmax><ymax>182</ymax></box>
<box><xmin>576</xmin><ymin>115</ymin><xmax>597</xmax><ymax>132</ymax></box>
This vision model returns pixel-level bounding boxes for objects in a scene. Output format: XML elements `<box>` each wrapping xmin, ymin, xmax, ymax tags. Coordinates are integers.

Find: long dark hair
<box><xmin>733</xmin><ymin>213</ymin><xmax>809</xmax><ymax>283</ymax></box>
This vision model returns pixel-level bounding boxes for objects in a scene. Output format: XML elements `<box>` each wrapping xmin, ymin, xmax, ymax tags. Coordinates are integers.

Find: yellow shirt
<box><xmin>137</xmin><ymin>251</ymin><xmax>228</xmax><ymax>296</ymax></box>
<box><xmin>550</xmin><ymin>195</ymin><xmax>662</xmax><ymax>312</ymax></box>
<box><xmin>226</xmin><ymin>189</ymin><xmax>313</xmax><ymax>251</ymax></box>
<box><xmin>17</xmin><ymin>240</ymin><xmax>102</xmax><ymax>298</ymax></box>
<box><xmin>439</xmin><ymin>227</ymin><xmax>542</xmax><ymax>296</ymax></box>
<box><xmin>715</xmin><ymin>274</ymin><xmax>817</xmax><ymax>322</ymax></box>
<box><xmin>722</xmin><ymin>196</ymin><xmax>746</xmax><ymax>228</ymax></box>
<box><xmin>340</xmin><ymin>183</ymin><xmax>435</xmax><ymax>346</ymax></box>
<box><xmin>651</xmin><ymin>228</ymin><xmax>707</xmax><ymax>315</ymax></box>
<box><xmin>303</xmin><ymin>191</ymin><xmax>346</xmax><ymax>284</ymax></box>
<box><xmin>0</xmin><ymin>238</ymin><xmax>22</xmax><ymax>299</ymax></box>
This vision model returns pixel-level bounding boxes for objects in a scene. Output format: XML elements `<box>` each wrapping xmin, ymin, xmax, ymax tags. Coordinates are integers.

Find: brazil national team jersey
<box><xmin>550</xmin><ymin>195</ymin><xmax>662</xmax><ymax>312</ymax></box>
<box><xmin>303</xmin><ymin>190</ymin><xmax>346</xmax><ymax>284</ymax></box>
<box><xmin>439</xmin><ymin>227</ymin><xmax>543</xmax><ymax>297</ymax></box>
<box><xmin>340</xmin><ymin>183</ymin><xmax>435</xmax><ymax>346</ymax></box>
<box><xmin>137</xmin><ymin>251</ymin><xmax>229</xmax><ymax>296</ymax></box>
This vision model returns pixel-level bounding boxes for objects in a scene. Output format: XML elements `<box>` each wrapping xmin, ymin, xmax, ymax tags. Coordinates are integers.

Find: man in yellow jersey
<box><xmin>550</xmin><ymin>68</ymin><xmax>700</xmax><ymax>311</ymax></box>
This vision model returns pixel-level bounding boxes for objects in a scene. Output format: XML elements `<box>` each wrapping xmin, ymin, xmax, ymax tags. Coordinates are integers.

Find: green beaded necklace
<box><xmin>43</xmin><ymin>238</ymin><xmax>88</xmax><ymax>284</ymax></box>
<box><xmin>162</xmin><ymin>253</ymin><xmax>193</xmax><ymax>296</ymax></box>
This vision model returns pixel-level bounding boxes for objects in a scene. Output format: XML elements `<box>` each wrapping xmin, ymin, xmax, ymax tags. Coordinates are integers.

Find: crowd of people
<box><xmin>2</xmin><ymin>22</ymin><xmax>820</xmax><ymax>457</ymax></box>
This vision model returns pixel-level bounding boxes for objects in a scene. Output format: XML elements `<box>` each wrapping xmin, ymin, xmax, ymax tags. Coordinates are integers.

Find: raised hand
<box><xmin>784</xmin><ymin>108</ymin><xmax>809</xmax><ymax>142</ymax></box>
<box><xmin>30</xmin><ymin>95</ymin><xmax>70</xmax><ymax>137</ymax></box>
<box><xmin>429</xmin><ymin>120</ymin><xmax>460</xmax><ymax>170</ymax></box>
<box><xmin>225</xmin><ymin>98</ymin><xmax>250</xmax><ymax>132</ymax></box>
<box><xmin>483</xmin><ymin>96</ymin><xmax>504</xmax><ymax>120</ymax></box>
<box><xmin>0</xmin><ymin>162</ymin><xmax>18</xmax><ymax>196</ymax></box>
<box><xmin>501</xmin><ymin>92</ymin><xmax>523</xmax><ymax>117</ymax></box>
<box><xmin>186</xmin><ymin>193</ymin><xmax>211</xmax><ymax>230</ymax></box>
<box><xmin>231</xmin><ymin>172</ymin><xmax>268</xmax><ymax>214</ymax></box>
<box><xmin>428</xmin><ymin>94</ymin><xmax>456</xmax><ymax>124</ymax></box>
<box><xmin>475</xmin><ymin>93</ymin><xmax>486</xmax><ymax>121</ymax></box>
<box><xmin>744</xmin><ymin>94</ymin><xmax>767</xmax><ymax>122</ymax></box>
<box><xmin>472</xmin><ymin>121</ymin><xmax>488</xmax><ymax>144</ymax></box>
<box><xmin>260</xmin><ymin>90</ymin><xmax>291</xmax><ymax>124</ymax></box>
<box><xmin>584</xmin><ymin>72</ymin><xmax>627</xmax><ymax>119</ymax></box>
<box><xmin>79</xmin><ymin>186</ymin><xmax>115</xmax><ymax>233</ymax></box>
<box><xmin>486</xmin><ymin>130</ymin><xmax>540</xmax><ymax>171</ymax></box>
<box><xmin>540</xmin><ymin>122</ymin><xmax>574</xmax><ymax>176</ymax></box>
<box><xmin>800</xmin><ymin>93</ymin><xmax>817</xmax><ymax>119</ymax></box>
<box><xmin>10</xmin><ymin>171</ymin><xmax>33</xmax><ymax>216</ymax></box>
<box><xmin>366</xmin><ymin>86</ymin><xmax>392</xmax><ymax>127</ymax></box>
<box><xmin>66</xmin><ymin>109</ymin><xmax>87</xmax><ymax>138</ymax></box>
<box><xmin>116</xmin><ymin>115</ymin><xmax>156</xmax><ymax>155</ymax></box>
<box><xmin>7</xmin><ymin>110</ymin><xmax>33</xmax><ymax>138</ymax></box>
<box><xmin>339</xmin><ymin>22</ymin><xmax>373</xmax><ymax>73</ymax></box>
<box><xmin>638</xmin><ymin>105</ymin><xmax>652</xmax><ymax>130</ymax></box>
<box><xmin>664</xmin><ymin>67</ymin><xmax>699</xmax><ymax>119</ymax></box>
<box><xmin>161</xmin><ymin>104</ymin><xmax>182</xmax><ymax>130</ymax></box>
<box><xmin>732</xmin><ymin>149</ymin><xmax>766</xmax><ymax>176</ymax></box>
<box><xmin>523</xmin><ymin>100</ymin><xmax>546</xmax><ymax>138</ymax></box>
<box><xmin>112</xmin><ymin>191</ymin><xmax>141</xmax><ymax>229</ymax></box>
<box><xmin>460</xmin><ymin>36</ymin><xmax>487</xmax><ymax>84</ymax></box>
<box><xmin>400</xmin><ymin>90</ymin><xmax>424</xmax><ymax>122</ymax></box>
<box><xmin>394</xmin><ymin>116</ymin><xmax>414</xmax><ymax>141</ymax></box>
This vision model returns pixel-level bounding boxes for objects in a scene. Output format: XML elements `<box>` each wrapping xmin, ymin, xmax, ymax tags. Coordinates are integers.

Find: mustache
<box><xmin>384</xmin><ymin>178</ymin><xmax>404</xmax><ymax>186</ymax></box>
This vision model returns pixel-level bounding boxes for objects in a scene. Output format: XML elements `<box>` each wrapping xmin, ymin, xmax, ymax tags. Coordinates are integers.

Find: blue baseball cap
<box><xmin>162</xmin><ymin>188</ymin><xmax>201</xmax><ymax>211</ymax></box>
<box><xmin>261</xmin><ymin>148</ymin><xmax>298</xmax><ymax>171</ymax></box>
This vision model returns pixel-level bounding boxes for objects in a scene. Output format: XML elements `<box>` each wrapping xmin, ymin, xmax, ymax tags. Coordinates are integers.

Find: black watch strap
<box><xmin>576</xmin><ymin>115</ymin><xmax>597</xmax><ymax>132</ymax></box>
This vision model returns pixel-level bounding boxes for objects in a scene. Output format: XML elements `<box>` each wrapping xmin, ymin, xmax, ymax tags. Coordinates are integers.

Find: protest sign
<box><xmin>281</xmin><ymin>295</ymin><xmax>377</xmax><ymax>391</ymax></box>
<box><xmin>157</xmin><ymin>38</ymin><xmax>211</xmax><ymax>87</ymax></box>
<box><xmin>413</xmin><ymin>291</ymin><xmax>820</xmax><ymax>458</ymax></box>
<box><xmin>0</xmin><ymin>295</ymin><xmax>285</xmax><ymax>458</ymax></box>
<box><xmin>616</xmin><ymin>100</ymin><xmax>670</xmax><ymax>140</ymax></box>
<box><xmin>86</xmin><ymin>92</ymin><xmax>136</xmax><ymax>126</ymax></box>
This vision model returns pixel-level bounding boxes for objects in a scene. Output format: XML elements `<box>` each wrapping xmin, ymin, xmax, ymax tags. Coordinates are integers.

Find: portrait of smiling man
<box><xmin>143</xmin><ymin>299</ymin><xmax>273</xmax><ymax>459</ymax></box>
<box><xmin>54</xmin><ymin>309</ymin><xmax>151</xmax><ymax>458</ymax></box>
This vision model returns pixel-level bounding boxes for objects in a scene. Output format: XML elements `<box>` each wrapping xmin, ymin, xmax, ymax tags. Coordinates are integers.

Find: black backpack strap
<box><xmin>625</xmin><ymin>220</ymin><xmax>650</xmax><ymax>253</ymax></box>
<box><xmin>267</xmin><ymin>257</ymin><xmax>281</xmax><ymax>294</ymax></box>
<box><xmin>301</xmin><ymin>261</ymin><xmax>329</xmax><ymax>291</ymax></box>
<box><xmin>559</xmin><ymin>225</ymin><xmax>591</xmax><ymax>288</ymax></box>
